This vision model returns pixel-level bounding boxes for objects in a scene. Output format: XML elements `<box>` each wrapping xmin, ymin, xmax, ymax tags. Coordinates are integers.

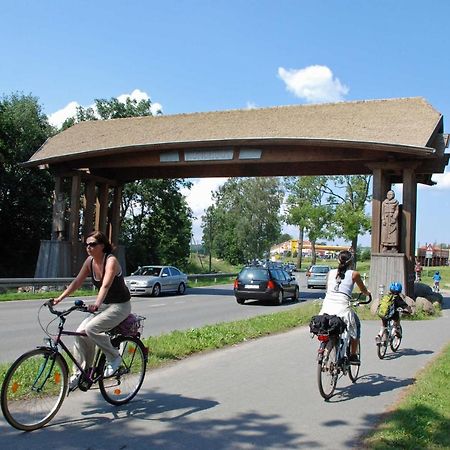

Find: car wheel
<box><xmin>152</xmin><ymin>283</ymin><xmax>161</xmax><ymax>297</ymax></box>
<box><xmin>275</xmin><ymin>290</ymin><xmax>283</xmax><ymax>305</ymax></box>
<box><xmin>293</xmin><ymin>287</ymin><xmax>299</xmax><ymax>302</ymax></box>
<box><xmin>236</xmin><ymin>297</ymin><xmax>245</xmax><ymax>305</ymax></box>
<box><xmin>177</xmin><ymin>282</ymin><xmax>186</xmax><ymax>295</ymax></box>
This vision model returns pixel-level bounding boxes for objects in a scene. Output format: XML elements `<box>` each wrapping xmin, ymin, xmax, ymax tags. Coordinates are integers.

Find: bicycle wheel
<box><xmin>1</xmin><ymin>348</ymin><xmax>68</xmax><ymax>431</ymax></box>
<box><xmin>99</xmin><ymin>336</ymin><xmax>147</xmax><ymax>405</ymax></box>
<box><xmin>317</xmin><ymin>342</ymin><xmax>338</xmax><ymax>399</ymax></box>
<box><xmin>377</xmin><ymin>329</ymin><xmax>388</xmax><ymax>359</ymax></box>
<box><xmin>390</xmin><ymin>324</ymin><xmax>402</xmax><ymax>352</ymax></box>
<box><xmin>348</xmin><ymin>341</ymin><xmax>361</xmax><ymax>382</ymax></box>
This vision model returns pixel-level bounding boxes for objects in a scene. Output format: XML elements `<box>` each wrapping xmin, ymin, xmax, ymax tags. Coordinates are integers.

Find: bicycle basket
<box><xmin>110</xmin><ymin>313</ymin><xmax>145</xmax><ymax>337</ymax></box>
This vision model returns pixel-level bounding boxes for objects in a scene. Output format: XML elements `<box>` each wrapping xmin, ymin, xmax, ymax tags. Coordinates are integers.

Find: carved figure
<box><xmin>380</xmin><ymin>190</ymin><xmax>399</xmax><ymax>253</ymax></box>
<box><xmin>53</xmin><ymin>193</ymin><xmax>65</xmax><ymax>240</ymax></box>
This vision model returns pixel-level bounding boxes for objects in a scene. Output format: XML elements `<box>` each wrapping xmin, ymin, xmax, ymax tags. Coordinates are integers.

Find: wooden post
<box><xmin>97</xmin><ymin>183</ymin><xmax>109</xmax><ymax>234</ymax></box>
<box><xmin>83</xmin><ymin>180</ymin><xmax>96</xmax><ymax>238</ymax></box>
<box><xmin>110</xmin><ymin>185</ymin><xmax>122</xmax><ymax>246</ymax></box>
<box><xmin>69</xmin><ymin>174</ymin><xmax>81</xmax><ymax>275</ymax></box>
<box><xmin>402</xmin><ymin>166</ymin><xmax>417</xmax><ymax>296</ymax></box>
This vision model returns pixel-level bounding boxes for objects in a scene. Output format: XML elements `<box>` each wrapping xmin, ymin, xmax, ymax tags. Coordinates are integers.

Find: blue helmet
<box><xmin>389</xmin><ymin>282</ymin><xmax>402</xmax><ymax>294</ymax></box>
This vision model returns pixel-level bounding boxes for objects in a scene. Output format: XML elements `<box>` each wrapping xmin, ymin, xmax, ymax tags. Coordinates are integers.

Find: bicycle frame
<box><xmin>317</xmin><ymin>329</ymin><xmax>351</xmax><ymax>377</ymax></box>
<box><xmin>42</xmin><ymin>311</ymin><xmax>106</xmax><ymax>390</ymax></box>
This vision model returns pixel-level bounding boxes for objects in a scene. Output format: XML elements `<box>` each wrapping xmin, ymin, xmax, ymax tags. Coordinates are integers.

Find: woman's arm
<box><xmin>352</xmin><ymin>271</ymin><xmax>370</xmax><ymax>296</ymax></box>
<box><xmin>53</xmin><ymin>258</ymin><xmax>91</xmax><ymax>304</ymax></box>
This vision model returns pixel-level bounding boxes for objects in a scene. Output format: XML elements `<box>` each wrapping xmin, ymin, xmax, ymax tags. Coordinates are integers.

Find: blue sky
<box><xmin>2</xmin><ymin>0</ymin><xmax>449</xmax><ymax>247</ymax></box>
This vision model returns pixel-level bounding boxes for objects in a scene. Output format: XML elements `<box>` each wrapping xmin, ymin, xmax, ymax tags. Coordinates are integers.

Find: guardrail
<box><xmin>0</xmin><ymin>273</ymin><xmax>238</xmax><ymax>292</ymax></box>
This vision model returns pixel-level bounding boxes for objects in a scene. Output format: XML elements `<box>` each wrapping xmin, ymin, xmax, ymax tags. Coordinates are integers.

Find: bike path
<box><xmin>1</xmin><ymin>296</ymin><xmax>449</xmax><ymax>449</ymax></box>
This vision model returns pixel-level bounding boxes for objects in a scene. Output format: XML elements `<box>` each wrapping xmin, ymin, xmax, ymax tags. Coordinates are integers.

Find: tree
<box><xmin>323</xmin><ymin>175</ymin><xmax>372</xmax><ymax>266</ymax></box>
<box><xmin>202</xmin><ymin>178</ymin><xmax>283</xmax><ymax>265</ymax></box>
<box><xmin>61</xmin><ymin>97</ymin><xmax>192</xmax><ymax>271</ymax></box>
<box><xmin>0</xmin><ymin>94</ymin><xmax>54</xmax><ymax>276</ymax></box>
<box><xmin>284</xmin><ymin>176</ymin><xmax>336</xmax><ymax>267</ymax></box>
<box><xmin>120</xmin><ymin>179</ymin><xmax>192</xmax><ymax>271</ymax></box>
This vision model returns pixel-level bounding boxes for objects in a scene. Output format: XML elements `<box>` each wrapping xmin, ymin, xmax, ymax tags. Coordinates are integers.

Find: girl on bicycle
<box><xmin>319</xmin><ymin>250</ymin><xmax>371</xmax><ymax>365</ymax></box>
<box><xmin>375</xmin><ymin>282</ymin><xmax>411</xmax><ymax>343</ymax></box>
<box><xmin>433</xmin><ymin>271</ymin><xmax>441</xmax><ymax>292</ymax></box>
<box><xmin>53</xmin><ymin>230</ymin><xmax>131</xmax><ymax>387</ymax></box>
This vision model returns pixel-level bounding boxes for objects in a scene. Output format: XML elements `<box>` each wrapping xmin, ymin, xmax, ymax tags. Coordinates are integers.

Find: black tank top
<box><xmin>90</xmin><ymin>255</ymin><xmax>130</xmax><ymax>304</ymax></box>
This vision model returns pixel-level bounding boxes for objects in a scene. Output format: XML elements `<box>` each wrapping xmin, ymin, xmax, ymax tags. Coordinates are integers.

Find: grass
<box><xmin>363</xmin><ymin>343</ymin><xmax>450</xmax><ymax>449</ymax></box>
<box><xmin>142</xmin><ymin>301</ymin><xmax>322</xmax><ymax>368</ymax></box>
<box><xmin>0</xmin><ymin>288</ymin><xmax>95</xmax><ymax>302</ymax></box>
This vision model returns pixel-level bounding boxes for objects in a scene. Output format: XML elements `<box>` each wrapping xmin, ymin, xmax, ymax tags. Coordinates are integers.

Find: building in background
<box><xmin>270</xmin><ymin>240</ymin><xmax>347</xmax><ymax>259</ymax></box>
<box><xmin>416</xmin><ymin>244</ymin><xmax>449</xmax><ymax>266</ymax></box>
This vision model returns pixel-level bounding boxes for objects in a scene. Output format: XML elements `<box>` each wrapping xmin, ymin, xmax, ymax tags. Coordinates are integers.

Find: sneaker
<box><xmin>69</xmin><ymin>373</ymin><xmax>81</xmax><ymax>391</ymax></box>
<box><xmin>348</xmin><ymin>354</ymin><xmax>360</xmax><ymax>365</ymax></box>
<box><xmin>104</xmin><ymin>356</ymin><xmax>122</xmax><ymax>377</ymax></box>
<box><xmin>375</xmin><ymin>335</ymin><xmax>381</xmax><ymax>344</ymax></box>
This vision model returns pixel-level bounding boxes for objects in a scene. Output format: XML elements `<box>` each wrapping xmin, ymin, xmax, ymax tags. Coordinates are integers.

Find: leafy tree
<box><xmin>0</xmin><ymin>93</ymin><xmax>54</xmax><ymax>276</ymax></box>
<box><xmin>202</xmin><ymin>178</ymin><xmax>283</xmax><ymax>265</ymax></box>
<box><xmin>60</xmin><ymin>97</ymin><xmax>191</xmax><ymax>271</ymax></box>
<box><xmin>120</xmin><ymin>179</ymin><xmax>192</xmax><ymax>272</ymax></box>
<box><xmin>284</xmin><ymin>176</ymin><xmax>336</xmax><ymax>267</ymax></box>
<box><xmin>323</xmin><ymin>175</ymin><xmax>372</xmax><ymax>266</ymax></box>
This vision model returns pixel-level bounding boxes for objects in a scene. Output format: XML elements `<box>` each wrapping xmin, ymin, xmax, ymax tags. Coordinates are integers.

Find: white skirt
<box><xmin>319</xmin><ymin>293</ymin><xmax>357</xmax><ymax>339</ymax></box>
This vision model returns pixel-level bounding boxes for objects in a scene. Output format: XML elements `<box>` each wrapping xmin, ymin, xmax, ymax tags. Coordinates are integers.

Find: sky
<box><xmin>2</xmin><ymin>0</ymin><xmax>450</xmax><ymax>248</ymax></box>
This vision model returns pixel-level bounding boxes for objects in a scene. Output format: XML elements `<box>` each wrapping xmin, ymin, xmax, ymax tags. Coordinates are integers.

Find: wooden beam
<box><xmin>83</xmin><ymin>180</ymin><xmax>96</xmax><ymax>238</ymax></box>
<box><xmin>69</xmin><ymin>174</ymin><xmax>81</xmax><ymax>275</ymax></box>
<box><xmin>110</xmin><ymin>185</ymin><xmax>122</xmax><ymax>246</ymax></box>
<box><xmin>97</xmin><ymin>183</ymin><xmax>109</xmax><ymax>234</ymax></box>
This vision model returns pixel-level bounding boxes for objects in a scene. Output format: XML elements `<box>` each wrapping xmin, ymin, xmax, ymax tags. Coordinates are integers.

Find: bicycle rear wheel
<box><xmin>1</xmin><ymin>348</ymin><xmax>68</xmax><ymax>431</ymax></box>
<box><xmin>317</xmin><ymin>342</ymin><xmax>338</xmax><ymax>400</ymax></box>
<box><xmin>390</xmin><ymin>324</ymin><xmax>402</xmax><ymax>352</ymax></box>
<box><xmin>348</xmin><ymin>341</ymin><xmax>360</xmax><ymax>382</ymax></box>
<box><xmin>99</xmin><ymin>336</ymin><xmax>147</xmax><ymax>405</ymax></box>
<box><xmin>377</xmin><ymin>329</ymin><xmax>388</xmax><ymax>359</ymax></box>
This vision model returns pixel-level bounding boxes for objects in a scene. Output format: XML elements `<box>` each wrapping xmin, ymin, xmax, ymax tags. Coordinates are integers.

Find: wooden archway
<box><xmin>25</xmin><ymin>97</ymin><xmax>449</xmax><ymax>296</ymax></box>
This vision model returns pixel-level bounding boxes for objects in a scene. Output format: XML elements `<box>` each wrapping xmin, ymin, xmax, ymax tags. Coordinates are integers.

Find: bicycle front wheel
<box><xmin>348</xmin><ymin>341</ymin><xmax>361</xmax><ymax>382</ymax></box>
<box><xmin>1</xmin><ymin>348</ymin><xmax>68</xmax><ymax>431</ymax></box>
<box><xmin>99</xmin><ymin>336</ymin><xmax>147</xmax><ymax>405</ymax></box>
<box><xmin>390</xmin><ymin>324</ymin><xmax>402</xmax><ymax>352</ymax></box>
<box><xmin>377</xmin><ymin>329</ymin><xmax>388</xmax><ymax>359</ymax></box>
<box><xmin>317</xmin><ymin>343</ymin><xmax>338</xmax><ymax>400</ymax></box>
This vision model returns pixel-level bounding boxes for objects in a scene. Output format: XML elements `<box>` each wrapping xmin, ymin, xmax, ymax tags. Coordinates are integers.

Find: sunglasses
<box><xmin>84</xmin><ymin>242</ymin><xmax>99</xmax><ymax>248</ymax></box>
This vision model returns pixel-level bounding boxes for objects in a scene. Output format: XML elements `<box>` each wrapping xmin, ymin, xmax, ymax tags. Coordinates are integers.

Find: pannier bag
<box><xmin>309</xmin><ymin>313</ymin><xmax>347</xmax><ymax>335</ymax></box>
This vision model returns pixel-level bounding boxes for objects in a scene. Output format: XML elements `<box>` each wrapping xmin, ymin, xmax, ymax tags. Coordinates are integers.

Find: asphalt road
<box><xmin>1</xmin><ymin>295</ymin><xmax>449</xmax><ymax>449</ymax></box>
<box><xmin>0</xmin><ymin>273</ymin><xmax>324</xmax><ymax>364</ymax></box>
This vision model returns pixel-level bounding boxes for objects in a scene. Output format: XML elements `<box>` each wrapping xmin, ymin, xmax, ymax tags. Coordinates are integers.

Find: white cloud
<box><xmin>181</xmin><ymin>178</ymin><xmax>228</xmax><ymax>243</ymax></box>
<box><xmin>48</xmin><ymin>101</ymin><xmax>81</xmax><ymax>128</ymax></box>
<box><xmin>278</xmin><ymin>65</ymin><xmax>349</xmax><ymax>103</ymax></box>
<box><xmin>48</xmin><ymin>88</ymin><xmax>162</xmax><ymax>129</ymax></box>
<box><xmin>246</xmin><ymin>101</ymin><xmax>257</xmax><ymax>109</ymax></box>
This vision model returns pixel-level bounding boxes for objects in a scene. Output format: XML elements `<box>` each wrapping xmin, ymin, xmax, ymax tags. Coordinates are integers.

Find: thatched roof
<box><xmin>27</xmin><ymin>97</ymin><xmax>443</xmax><ymax>166</ymax></box>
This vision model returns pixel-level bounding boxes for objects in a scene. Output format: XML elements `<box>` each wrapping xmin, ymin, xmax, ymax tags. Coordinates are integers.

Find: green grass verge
<box><xmin>363</xmin><ymin>343</ymin><xmax>450</xmax><ymax>449</ymax></box>
<box><xmin>0</xmin><ymin>288</ymin><xmax>94</xmax><ymax>302</ymax></box>
<box><xmin>142</xmin><ymin>301</ymin><xmax>322</xmax><ymax>368</ymax></box>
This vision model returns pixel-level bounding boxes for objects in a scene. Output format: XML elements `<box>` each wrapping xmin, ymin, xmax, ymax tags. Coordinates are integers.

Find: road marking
<box><xmin>149</xmin><ymin>303</ymin><xmax>166</xmax><ymax>307</ymax></box>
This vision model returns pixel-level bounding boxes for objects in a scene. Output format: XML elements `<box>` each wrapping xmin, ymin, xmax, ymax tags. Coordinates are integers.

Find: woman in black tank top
<box><xmin>53</xmin><ymin>231</ymin><xmax>131</xmax><ymax>383</ymax></box>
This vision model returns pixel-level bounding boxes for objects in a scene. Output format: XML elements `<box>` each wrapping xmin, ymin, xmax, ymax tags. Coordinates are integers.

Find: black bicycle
<box><xmin>1</xmin><ymin>300</ymin><xmax>148</xmax><ymax>431</ymax></box>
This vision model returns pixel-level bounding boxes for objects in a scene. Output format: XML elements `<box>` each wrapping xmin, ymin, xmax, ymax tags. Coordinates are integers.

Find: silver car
<box><xmin>306</xmin><ymin>265</ymin><xmax>331</xmax><ymax>289</ymax></box>
<box><xmin>125</xmin><ymin>265</ymin><xmax>188</xmax><ymax>297</ymax></box>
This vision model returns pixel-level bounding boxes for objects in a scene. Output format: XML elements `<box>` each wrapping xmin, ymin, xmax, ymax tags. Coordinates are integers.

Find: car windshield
<box><xmin>239</xmin><ymin>268</ymin><xmax>269</xmax><ymax>281</ymax></box>
<box><xmin>311</xmin><ymin>266</ymin><xmax>329</xmax><ymax>274</ymax></box>
<box><xmin>133</xmin><ymin>267</ymin><xmax>161</xmax><ymax>276</ymax></box>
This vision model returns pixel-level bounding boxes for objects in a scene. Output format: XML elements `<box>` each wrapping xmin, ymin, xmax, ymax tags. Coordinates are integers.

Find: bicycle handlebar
<box><xmin>45</xmin><ymin>299</ymin><xmax>89</xmax><ymax>317</ymax></box>
<box><xmin>353</xmin><ymin>292</ymin><xmax>372</xmax><ymax>306</ymax></box>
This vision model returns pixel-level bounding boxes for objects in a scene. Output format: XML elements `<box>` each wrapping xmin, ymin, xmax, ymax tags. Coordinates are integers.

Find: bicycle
<box><xmin>376</xmin><ymin>308</ymin><xmax>407</xmax><ymax>359</ymax></box>
<box><xmin>1</xmin><ymin>299</ymin><xmax>148</xmax><ymax>431</ymax></box>
<box><xmin>315</xmin><ymin>293</ymin><xmax>372</xmax><ymax>400</ymax></box>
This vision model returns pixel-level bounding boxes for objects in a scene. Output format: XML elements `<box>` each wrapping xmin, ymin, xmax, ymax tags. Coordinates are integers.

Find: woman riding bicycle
<box><xmin>53</xmin><ymin>230</ymin><xmax>131</xmax><ymax>387</ymax></box>
<box><xmin>319</xmin><ymin>250</ymin><xmax>371</xmax><ymax>365</ymax></box>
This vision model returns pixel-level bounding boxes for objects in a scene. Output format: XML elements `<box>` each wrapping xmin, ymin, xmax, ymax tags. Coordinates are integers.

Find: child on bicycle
<box><xmin>433</xmin><ymin>271</ymin><xmax>441</xmax><ymax>292</ymax></box>
<box><xmin>376</xmin><ymin>282</ymin><xmax>411</xmax><ymax>342</ymax></box>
